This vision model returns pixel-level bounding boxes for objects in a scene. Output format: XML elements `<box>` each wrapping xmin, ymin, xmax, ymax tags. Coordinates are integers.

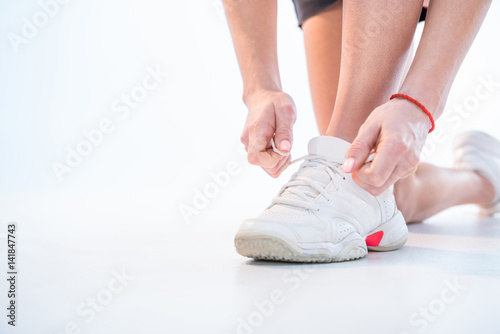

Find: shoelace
<box><xmin>271</xmin><ymin>155</ymin><xmax>346</xmax><ymax>211</ymax></box>
<box><xmin>269</xmin><ymin>137</ymin><xmax>375</xmax><ymax>211</ymax></box>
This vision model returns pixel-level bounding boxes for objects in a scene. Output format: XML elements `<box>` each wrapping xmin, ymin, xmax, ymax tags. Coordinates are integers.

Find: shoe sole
<box><xmin>234</xmin><ymin>234</ymin><xmax>367</xmax><ymax>263</ymax></box>
<box><xmin>235</xmin><ymin>211</ymin><xmax>408</xmax><ymax>262</ymax></box>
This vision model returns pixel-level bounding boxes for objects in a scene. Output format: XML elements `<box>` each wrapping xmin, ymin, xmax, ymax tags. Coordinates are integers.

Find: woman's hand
<box><xmin>343</xmin><ymin>98</ymin><xmax>431</xmax><ymax>195</ymax></box>
<box><xmin>241</xmin><ymin>90</ymin><xmax>297</xmax><ymax>178</ymax></box>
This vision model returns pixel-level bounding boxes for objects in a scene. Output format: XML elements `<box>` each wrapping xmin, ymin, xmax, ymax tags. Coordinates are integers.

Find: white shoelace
<box><xmin>269</xmin><ymin>137</ymin><xmax>374</xmax><ymax>211</ymax></box>
<box><xmin>271</xmin><ymin>155</ymin><xmax>345</xmax><ymax>211</ymax></box>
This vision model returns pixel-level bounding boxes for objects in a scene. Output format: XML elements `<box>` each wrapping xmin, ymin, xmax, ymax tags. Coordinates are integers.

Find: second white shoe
<box><xmin>453</xmin><ymin>131</ymin><xmax>500</xmax><ymax>216</ymax></box>
<box><xmin>235</xmin><ymin>136</ymin><xmax>408</xmax><ymax>262</ymax></box>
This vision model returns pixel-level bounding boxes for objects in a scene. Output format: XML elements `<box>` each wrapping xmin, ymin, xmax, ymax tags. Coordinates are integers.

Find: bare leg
<box><xmin>394</xmin><ymin>164</ymin><xmax>495</xmax><ymax>222</ymax></box>
<box><xmin>324</xmin><ymin>0</ymin><xmax>423</xmax><ymax>141</ymax></box>
<box><xmin>302</xmin><ymin>3</ymin><xmax>342</xmax><ymax>135</ymax></box>
<box><xmin>302</xmin><ymin>2</ymin><xmax>495</xmax><ymax>222</ymax></box>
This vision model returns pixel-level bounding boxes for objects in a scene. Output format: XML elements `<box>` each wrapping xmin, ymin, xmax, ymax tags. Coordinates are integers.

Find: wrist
<box><xmin>399</xmin><ymin>76</ymin><xmax>447</xmax><ymax>119</ymax></box>
<box><xmin>243</xmin><ymin>85</ymin><xmax>282</xmax><ymax>106</ymax></box>
<box><xmin>390</xmin><ymin>95</ymin><xmax>434</xmax><ymax>134</ymax></box>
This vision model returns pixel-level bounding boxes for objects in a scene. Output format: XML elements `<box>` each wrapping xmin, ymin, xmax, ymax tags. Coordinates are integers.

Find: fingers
<box><xmin>341</xmin><ymin>100</ymin><xmax>427</xmax><ymax>194</ymax></box>
<box><xmin>343</xmin><ymin>124</ymin><xmax>379</xmax><ymax>174</ymax></box>
<box><xmin>240</xmin><ymin>92</ymin><xmax>296</xmax><ymax>172</ymax></box>
<box><xmin>352</xmin><ymin>169</ymin><xmax>398</xmax><ymax>196</ymax></box>
<box><xmin>240</xmin><ymin>126</ymin><xmax>249</xmax><ymax>149</ymax></box>
<box><xmin>352</xmin><ymin>162</ymin><xmax>418</xmax><ymax>196</ymax></box>
<box><xmin>246</xmin><ymin>125</ymin><xmax>281</xmax><ymax>169</ymax></box>
<box><xmin>274</xmin><ymin>102</ymin><xmax>296</xmax><ymax>154</ymax></box>
<box><xmin>263</xmin><ymin>154</ymin><xmax>292</xmax><ymax>178</ymax></box>
<box><xmin>248</xmin><ymin>145</ymin><xmax>280</xmax><ymax>169</ymax></box>
<box><xmin>400</xmin><ymin>165</ymin><xmax>418</xmax><ymax>179</ymax></box>
<box><xmin>359</xmin><ymin>137</ymin><xmax>420</xmax><ymax>189</ymax></box>
<box><xmin>243</xmin><ymin>100</ymin><xmax>295</xmax><ymax>170</ymax></box>
<box><xmin>356</xmin><ymin>139</ymin><xmax>406</xmax><ymax>187</ymax></box>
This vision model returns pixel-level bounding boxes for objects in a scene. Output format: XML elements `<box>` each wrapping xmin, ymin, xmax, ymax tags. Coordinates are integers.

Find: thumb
<box><xmin>274</xmin><ymin>104</ymin><xmax>296</xmax><ymax>153</ymax></box>
<box><xmin>343</xmin><ymin>125</ymin><xmax>379</xmax><ymax>173</ymax></box>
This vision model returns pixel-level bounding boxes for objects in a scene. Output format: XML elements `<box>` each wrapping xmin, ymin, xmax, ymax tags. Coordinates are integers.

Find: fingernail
<box><xmin>280</xmin><ymin>140</ymin><xmax>291</xmax><ymax>152</ymax></box>
<box><xmin>343</xmin><ymin>158</ymin><xmax>355</xmax><ymax>173</ymax></box>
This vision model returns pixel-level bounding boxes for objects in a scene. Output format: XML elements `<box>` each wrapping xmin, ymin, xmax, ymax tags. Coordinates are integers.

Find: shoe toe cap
<box><xmin>235</xmin><ymin>219</ymin><xmax>299</xmax><ymax>243</ymax></box>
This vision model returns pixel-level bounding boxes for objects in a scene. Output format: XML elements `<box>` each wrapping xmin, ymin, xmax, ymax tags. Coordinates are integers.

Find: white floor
<box><xmin>1</xmin><ymin>0</ymin><xmax>500</xmax><ymax>333</ymax></box>
<box><xmin>0</xmin><ymin>195</ymin><xmax>499</xmax><ymax>334</ymax></box>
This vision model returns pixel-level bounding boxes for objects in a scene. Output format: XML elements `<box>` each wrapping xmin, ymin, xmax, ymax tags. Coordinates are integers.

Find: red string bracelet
<box><xmin>390</xmin><ymin>93</ymin><xmax>435</xmax><ymax>133</ymax></box>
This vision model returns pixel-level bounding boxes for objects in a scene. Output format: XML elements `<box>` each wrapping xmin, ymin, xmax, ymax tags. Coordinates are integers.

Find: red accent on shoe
<box><xmin>366</xmin><ymin>231</ymin><xmax>384</xmax><ymax>247</ymax></box>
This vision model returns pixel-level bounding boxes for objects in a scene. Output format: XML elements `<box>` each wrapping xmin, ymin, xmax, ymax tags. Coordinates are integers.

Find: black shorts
<box><xmin>291</xmin><ymin>0</ymin><xmax>427</xmax><ymax>27</ymax></box>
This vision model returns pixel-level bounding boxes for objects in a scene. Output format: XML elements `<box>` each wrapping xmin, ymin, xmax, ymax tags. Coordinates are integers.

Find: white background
<box><xmin>0</xmin><ymin>1</ymin><xmax>500</xmax><ymax>333</ymax></box>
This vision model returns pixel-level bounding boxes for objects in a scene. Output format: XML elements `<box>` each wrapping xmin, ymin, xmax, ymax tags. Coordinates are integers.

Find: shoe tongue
<box><xmin>280</xmin><ymin>164</ymin><xmax>331</xmax><ymax>204</ymax></box>
<box><xmin>296</xmin><ymin>163</ymin><xmax>330</xmax><ymax>185</ymax></box>
<box><xmin>279</xmin><ymin>137</ymin><xmax>350</xmax><ymax>204</ymax></box>
<box><xmin>308</xmin><ymin>136</ymin><xmax>351</xmax><ymax>163</ymax></box>
<box><xmin>300</xmin><ymin>136</ymin><xmax>350</xmax><ymax>187</ymax></box>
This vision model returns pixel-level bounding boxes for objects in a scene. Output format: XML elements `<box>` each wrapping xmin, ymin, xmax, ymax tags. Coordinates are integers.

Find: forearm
<box><xmin>222</xmin><ymin>0</ymin><xmax>281</xmax><ymax>103</ymax></box>
<box><xmin>400</xmin><ymin>0</ymin><xmax>492</xmax><ymax>119</ymax></box>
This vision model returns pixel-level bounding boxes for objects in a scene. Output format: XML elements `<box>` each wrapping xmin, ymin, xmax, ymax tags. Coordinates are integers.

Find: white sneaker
<box><xmin>234</xmin><ymin>136</ymin><xmax>408</xmax><ymax>262</ymax></box>
<box><xmin>453</xmin><ymin>131</ymin><xmax>500</xmax><ymax>216</ymax></box>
